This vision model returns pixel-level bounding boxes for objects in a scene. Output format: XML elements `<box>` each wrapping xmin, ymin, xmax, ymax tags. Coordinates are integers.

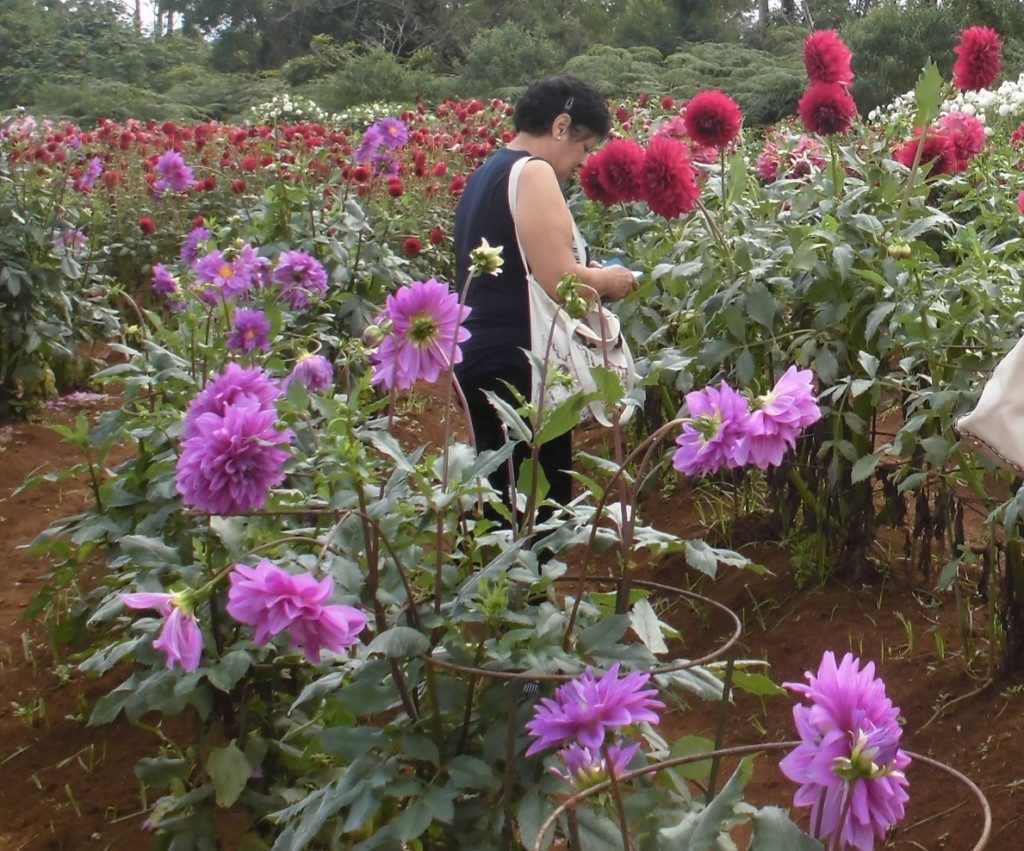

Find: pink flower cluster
<box><xmin>892</xmin><ymin>111</ymin><xmax>986</xmax><ymax>177</ymax></box>
<box><xmin>756</xmin><ymin>133</ymin><xmax>827</xmax><ymax>183</ymax></box>
<box><xmin>673</xmin><ymin>366</ymin><xmax>822</xmax><ymax>476</ymax></box>
<box><xmin>226</xmin><ymin>559</ymin><xmax>368</xmax><ymax>663</ymax></box>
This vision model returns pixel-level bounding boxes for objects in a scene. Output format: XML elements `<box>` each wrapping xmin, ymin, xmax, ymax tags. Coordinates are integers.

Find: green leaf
<box><xmin>913</xmin><ymin>62</ymin><xmax>944</xmax><ymax>129</ymax></box>
<box><xmin>750</xmin><ymin>806</ymin><xmax>825</xmax><ymax>850</ymax></box>
<box><xmin>365</xmin><ymin>626</ymin><xmax>428</xmax><ymax>658</ymax></box>
<box><xmin>730</xmin><ymin>670</ymin><xmax>784</xmax><ymax>697</ymax></box>
<box><xmin>851</xmin><ymin>453</ymin><xmax>880</xmax><ymax>484</ymax></box>
<box><xmin>448</xmin><ymin>755</ymin><xmax>497</xmax><ymax>790</ymax></box>
<box><xmin>117</xmin><ymin>535</ymin><xmax>183</xmax><ymax>568</ymax></box>
<box><xmin>629</xmin><ymin>597</ymin><xmax>668</xmax><ymax>654</ymax></box>
<box><xmin>658</xmin><ymin>761</ymin><xmax>752</xmax><ymax>849</ymax></box>
<box><xmin>668</xmin><ymin>735</ymin><xmax>716</xmax><ymax>781</ymax></box>
<box><xmin>857</xmin><ymin>351</ymin><xmax>880</xmax><ymax>378</ymax></box>
<box><xmin>534</xmin><ymin>394</ymin><xmax>591</xmax><ymax>445</ymax></box>
<box><xmin>577</xmin><ymin>615</ymin><xmax>630</xmax><ymax>652</ymax></box>
<box><xmin>206</xmin><ymin>741</ymin><xmax>250</xmax><ymax>807</ymax></box>
<box><xmin>206</xmin><ymin>650</ymin><xmax>252</xmax><ymax>693</ymax></box>
<box><xmin>832</xmin><ymin>245</ymin><xmax>854</xmax><ymax>282</ymax></box>
<box><xmin>745</xmin><ymin>281</ymin><xmax>776</xmax><ymax>329</ymax></box>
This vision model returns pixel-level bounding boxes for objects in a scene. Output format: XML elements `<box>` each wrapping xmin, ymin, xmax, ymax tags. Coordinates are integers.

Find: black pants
<box><xmin>457</xmin><ymin>366</ymin><xmax>572</xmax><ymax>522</ymax></box>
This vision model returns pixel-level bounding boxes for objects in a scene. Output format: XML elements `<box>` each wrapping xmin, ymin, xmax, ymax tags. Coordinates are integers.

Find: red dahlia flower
<box><xmin>892</xmin><ymin>129</ymin><xmax>958</xmax><ymax>176</ymax></box>
<box><xmin>139</xmin><ymin>217</ymin><xmax>156</xmax><ymax>234</ymax></box>
<box><xmin>803</xmin><ymin>30</ymin><xmax>854</xmax><ymax>86</ymax></box>
<box><xmin>661</xmin><ymin>95</ymin><xmax>675</xmax><ymax>109</ymax></box>
<box><xmin>580</xmin><ymin>157</ymin><xmax>614</xmax><ymax>205</ymax></box>
<box><xmin>953</xmin><ymin>26</ymin><xmax>1002</xmax><ymax>92</ymax></box>
<box><xmin>683</xmin><ymin>89</ymin><xmax>742</xmax><ymax>149</ymax></box>
<box><xmin>639</xmin><ymin>135</ymin><xmax>700</xmax><ymax>219</ymax></box>
<box><xmin>593</xmin><ymin>138</ymin><xmax>645</xmax><ymax>204</ymax></box>
<box><xmin>403</xmin><ymin>236</ymin><xmax>422</xmax><ymax>257</ymax></box>
<box><xmin>798</xmin><ymin>83</ymin><xmax>857</xmax><ymax>136</ymax></box>
<box><xmin>936</xmin><ymin>111</ymin><xmax>986</xmax><ymax>169</ymax></box>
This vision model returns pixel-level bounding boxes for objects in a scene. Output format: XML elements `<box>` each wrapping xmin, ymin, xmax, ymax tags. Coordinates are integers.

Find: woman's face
<box><xmin>551</xmin><ymin>129</ymin><xmax>600</xmax><ymax>184</ymax></box>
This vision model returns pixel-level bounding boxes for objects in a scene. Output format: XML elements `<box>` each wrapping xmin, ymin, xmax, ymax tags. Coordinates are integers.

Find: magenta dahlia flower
<box><xmin>803</xmin><ymin>30</ymin><xmax>855</xmax><ymax>87</ymax></box>
<box><xmin>683</xmin><ymin>89</ymin><xmax>743</xmax><ymax>149</ymax></box>
<box><xmin>227</xmin><ymin>309</ymin><xmax>271</xmax><ymax>354</ymax></box>
<box><xmin>285</xmin><ymin>353</ymin><xmax>333</xmax><ymax>393</ymax></box>
<box><xmin>196</xmin><ymin>250</ymin><xmax>253</xmax><ymax>303</ymax></box>
<box><xmin>672</xmin><ymin>381</ymin><xmax>751</xmax><ymax>476</ymax></box>
<box><xmin>798</xmin><ymin>82</ymin><xmax>857</xmax><ymax>136</ymax></box>
<box><xmin>745</xmin><ymin>366</ymin><xmax>822</xmax><ymax>469</ymax></box>
<box><xmin>892</xmin><ymin>129</ymin><xmax>958</xmax><ymax>176</ymax></box>
<box><xmin>272</xmin><ymin>250</ymin><xmax>329</xmax><ymax>311</ymax></box>
<box><xmin>370</xmin><ymin>278</ymin><xmax>471</xmax><ymax>390</ymax></box>
<box><xmin>183</xmin><ymin>363</ymin><xmax>282</xmax><ymax>440</ymax></box>
<box><xmin>552</xmin><ymin>740</ymin><xmax>641</xmax><ymax>788</ymax></box>
<box><xmin>953</xmin><ymin>26</ymin><xmax>1002</xmax><ymax>92</ymax></box>
<box><xmin>176</xmin><ymin>403</ymin><xmax>292</xmax><ymax>515</ymax></box>
<box><xmin>780</xmin><ymin>652</ymin><xmax>910</xmax><ymax>851</ymax></box>
<box><xmin>525</xmin><ymin>664</ymin><xmax>664</xmax><ymax>756</ymax></box>
<box><xmin>154</xmin><ymin>149</ymin><xmax>195</xmax><ymax>194</ymax></box>
<box><xmin>226</xmin><ymin>559</ymin><xmax>368</xmax><ymax>663</ymax></box>
<box><xmin>936</xmin><ymin>111</ymin><xmax>986</xmax><ymax>170</ymax></box>
<box><xmin>639</xmin><ymin>135</ymin><xmax>700</xmax><ymax>219</ymax></box>
<box><xmin>121</xmin><ymin>591</ymin><xmax>203</xmax><ymax>672</ymax></box>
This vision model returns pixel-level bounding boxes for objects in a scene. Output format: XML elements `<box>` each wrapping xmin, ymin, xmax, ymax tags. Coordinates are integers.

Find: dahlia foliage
<box><xmin>781</xmin><ymin>652</ymin><xmax>910</xmax><ymax>851</ymax></box>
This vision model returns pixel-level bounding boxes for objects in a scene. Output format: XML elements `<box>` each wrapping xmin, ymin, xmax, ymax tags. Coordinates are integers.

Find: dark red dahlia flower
<box><xmin>892</xmin><ymin>129</ymin><xmax>958</xmax><ymax>176</ymax></box>
<box><xmin>683</xmin><ymin>90</ymin><xmax>742</xmax><ymax>149</ymax></box>
<box><xmin>798</xmin><ymin>83</ymin><xmax>857</xmax><ymax>136</ymax></box>
<box><xmin>639</xmin><ymin>135</ymin><xmax>700</xmax><ymax>220</ymax></box>
<box><xmin>138</xmin><ymin>217</ymin><xmax>156</xmax><ymax>234</ymax></box>
<box><xmin>579</xmin><ymin>157</ymin><xmax>614</xmax><ymax>205</ymax></box>
<box><xmin>803</xmin><ymin>30</ymin><xmax>854</xmax><ymax>86</ymax></box>
<box><xmin>403</xmin><ymin>236</ymin><xmax>422</xmax><ymax>257</ymax></box>
<box><xmin>953</xmin><ymin>26</ymin><xmax>1002</xmax><ymax>92</ymax></box>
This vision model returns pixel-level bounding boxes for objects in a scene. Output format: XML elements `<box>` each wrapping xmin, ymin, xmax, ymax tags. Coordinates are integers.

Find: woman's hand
<box><xmin>596</xmin><ymin>263</ymin><xmax>639</xmax><ymax>302</ymax></box>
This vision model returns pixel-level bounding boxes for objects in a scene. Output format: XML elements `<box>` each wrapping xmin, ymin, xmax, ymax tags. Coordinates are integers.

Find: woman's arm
<box><xmin>514</xmin><ymin>159</ymin><xmax>637</xmax><ymax>303</ymax></box>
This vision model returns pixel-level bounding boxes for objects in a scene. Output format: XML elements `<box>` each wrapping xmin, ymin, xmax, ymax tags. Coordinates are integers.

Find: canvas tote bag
<box><xmin>955</xmin><ymin>336</ymin><xmax>1024</xmax><ymax>474</ymax></box>
<box><xmin>507</xmin><ymin>155</ymin><xmax>636</xmax><ymax>428</ymax></box>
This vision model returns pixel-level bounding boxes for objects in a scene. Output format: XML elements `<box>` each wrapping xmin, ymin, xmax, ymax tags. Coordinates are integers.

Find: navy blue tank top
<box><xmin>453</xmin><ymin>148</ymin><xmax>532</xmax><ymax>380</ymax></box>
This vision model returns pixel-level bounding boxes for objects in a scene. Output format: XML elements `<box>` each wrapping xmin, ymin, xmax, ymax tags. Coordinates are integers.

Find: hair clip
<box><xmin>563</xmin><ymin>96</ymin><xmax>575</xmax><ymax>112</ymax></box>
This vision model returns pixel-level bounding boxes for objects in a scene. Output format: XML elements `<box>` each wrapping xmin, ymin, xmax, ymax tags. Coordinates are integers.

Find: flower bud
<box><xmin>469</xmin><ymin>238</ymin><xmax>504</xmax><ymax>276</ymax></box>
<box><xmin>887</xmin><ymin>241</ymin><xmax>911</xmax><ymax>260</ymax></box>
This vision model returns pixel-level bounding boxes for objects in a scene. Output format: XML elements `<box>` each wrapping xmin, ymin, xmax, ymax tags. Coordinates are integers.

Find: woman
<box><xmin>453</xmin><ymin>75</ymin><xmax>637</xmax><ymax>523</ymax></box>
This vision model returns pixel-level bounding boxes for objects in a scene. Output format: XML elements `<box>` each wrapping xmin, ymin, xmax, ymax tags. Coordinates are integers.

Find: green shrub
<box><xmin>457</xmin><ymin>23</ymin><xmax>564</xmax><ymax>92</ymax></box>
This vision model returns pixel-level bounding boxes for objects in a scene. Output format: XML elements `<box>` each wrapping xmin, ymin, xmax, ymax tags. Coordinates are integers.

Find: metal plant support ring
<box><xmin>424</xmin><ymin>576</ymin><xmax>742</xmax><ymax>683</ymax></box>
<box><xmin>531</xmin><ymin>741</ymin><xmax>992</xmax><ymax>851</ymax></box>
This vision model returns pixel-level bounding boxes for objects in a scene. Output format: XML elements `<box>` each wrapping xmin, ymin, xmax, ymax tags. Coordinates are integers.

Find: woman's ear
<box><xmin>553</xmin><ymin>112</ymin><xmax>572</xmax><ymax>140</ymax></box>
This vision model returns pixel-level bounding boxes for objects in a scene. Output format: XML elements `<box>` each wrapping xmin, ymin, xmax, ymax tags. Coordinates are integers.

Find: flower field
<box><xmin>5</xmin><ymin>25</ymin><xmax>1024</xmax><ymax>850</ymax></box>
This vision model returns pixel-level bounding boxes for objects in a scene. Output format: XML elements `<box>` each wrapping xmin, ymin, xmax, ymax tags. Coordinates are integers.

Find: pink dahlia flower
<box><xmin>953</xmin><ymin>26</ymin><xmax>1002</xmax><ymax>92</ymax></box>
<box><xmin>803</xmin><ymin>30</ymin><xmax>855</xmax><ymax>87</ymax></box>
<box><xmin>154</xmin><ymin>150</ymin><xmax>194</xmax><ymax>194</ymax></box>
<box><xmin>936</xmin><ymin>111</ymin><xmax>986</xmax><ymax>170</ymax></box>
<box><xmin>780</xmin><ymin>652</ymin><xmax>910</xmax><ymax>851</ymax></box>
<box><xmin>683</xmin><ymin>89</ymin><xmax>742</xmax><ymax>149</ymax></box>
<box><xmin>798</xmin><ymin>82</ymin><xmax>857</xmax><ymax>136</ymax></box>
<box><xmin>525</xmin><ymin>664</ymin><xmax>664</xmax><ymax>756</ymax></box>
<box><xmin>226</xmin><ymin>559</ymin><xmax>368</xmax><ymax>664</ymax></box>
<box><xmin>285</xmin><ymin>353</ymin><xmax>334</xmax><ymax>394</ymax></box>
<box><xmin>552</xmin><ymin>740</ymin><xmax>641</xmax><ymax>788</ymax></box>
<box><xmin>672</xmin><ymin>381</ymin><xmax>751</xmax><ymax>476</ymax></box>
<box><xmin>121</xmin><ymin>591</ymin><xmax>203</xmax><ymax>672</ymax></box>
<box><xmin>370</xmin><ymin>278</ymin><xmax>471</xmax><ymax>390</ymax></box>
<box><xmin>745</xmin><ymin>366</ymin><xmax>822</xmax><ymax>469</ymax></box>
<box><xmin>227</xmin><ymin>309</ymin><xmax>271</xmax><ymax>354</ymax></box>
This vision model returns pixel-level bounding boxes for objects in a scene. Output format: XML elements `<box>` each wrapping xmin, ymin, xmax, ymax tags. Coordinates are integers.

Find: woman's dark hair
<box><xmin>513</xmin><ymin>75</ymin><xmax>611</xmax><ymax>140</ymax></box>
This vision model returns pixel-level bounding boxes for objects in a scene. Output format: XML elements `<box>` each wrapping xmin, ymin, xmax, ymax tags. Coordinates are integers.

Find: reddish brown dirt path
<box><xmin>0</xmin><ymin>400</ymin><xmax>157</xmax><ymax>851</ymax></box>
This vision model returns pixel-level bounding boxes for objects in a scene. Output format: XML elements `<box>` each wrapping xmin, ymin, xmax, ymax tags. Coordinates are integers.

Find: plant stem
<box><xmin>601</xmin><ymin>742</ymin><xmax>637</xmax><ymax>851</ymax></box>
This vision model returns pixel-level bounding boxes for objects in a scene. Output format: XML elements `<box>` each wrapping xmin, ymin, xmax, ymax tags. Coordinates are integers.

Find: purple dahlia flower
<box><xmin>370</xmin><ymin>278</ymin><xmax>471</xmax><ymax>391</ymax></box>
<box><xmin>285</xmin><ymin>353</ymin><xmax>333</xmax><ymax>394</ymax></box>
<box><xmin>182</xmin><ymin>363</ymin><xmax>282</xmax><ymax>440</ymax></box>
<box><xmin>525</xmin><ymin>664</ymin><xmax>664</xmax><ymax>756</ymax></box>
<box><xmin>227</xmin><ymin>309</ymin><xmax>271</xmax><ymax>354</ymax></box>
<box><xmin>552</xmin><ymin>740</ymin><xmax>641</xmax><ymax>788</ymax></box>
<box><xmin>121</xmin><ymin>591</ymin><xmax>203</xmax><ymax>672</ymax></box>
<box><xmin>152</xmin><ymin>264</ymin><xmax>178</xmax><ymax>296</ymax></box>
<box><xmin>154</xmin><ymin>149</ymin><xmax>195</xmax><ymax>194</ymax></box>
<box><xmin>745</xmin><ymin>365</ymin><xmax>822</xmax><ymax>469</ymax></box>
<box><xmin>780</xmin><ymin>652</ymin><xmax>910</xmax><ymax>851</ymax></box>
<box><xmin>672</xmin><ymin>381</ymin><xmax>751</xmax><ymax>476</ymax></box>
<box><xmin>180</xmin><ymin>226</ymin><xmax>212</xmax><ymax>267</ymax></box>
<box><xmin>75</xmin><ymin>156</ymin><xmax>104</xmax><ymax>192</ymax></box>
<box><xmin>272</xmin><ymin>250</ymin><xmax>329</xmax><ymax>310</ymax></box>
<box><xmin>175</xmin><ymin>402</ymin><xmax>292</xmax><ymax>515</ymax></box>
<box><xmin>226</xmin><ymin>559</ymin><xmax>368</xmax><ymax>664</ymax></box>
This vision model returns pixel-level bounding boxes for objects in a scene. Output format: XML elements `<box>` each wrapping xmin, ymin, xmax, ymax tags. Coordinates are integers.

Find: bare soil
<box><xmin>0</xmin><ymin>389</ymin><xmax>1019</xmax><ymax>849</ymax></box>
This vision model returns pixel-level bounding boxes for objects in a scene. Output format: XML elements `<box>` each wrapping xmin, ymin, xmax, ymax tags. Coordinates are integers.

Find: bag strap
<box><xmin>507</xmin><ymin>155</ymin><xmax>588</xmax><ymax>277</ymax></box>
